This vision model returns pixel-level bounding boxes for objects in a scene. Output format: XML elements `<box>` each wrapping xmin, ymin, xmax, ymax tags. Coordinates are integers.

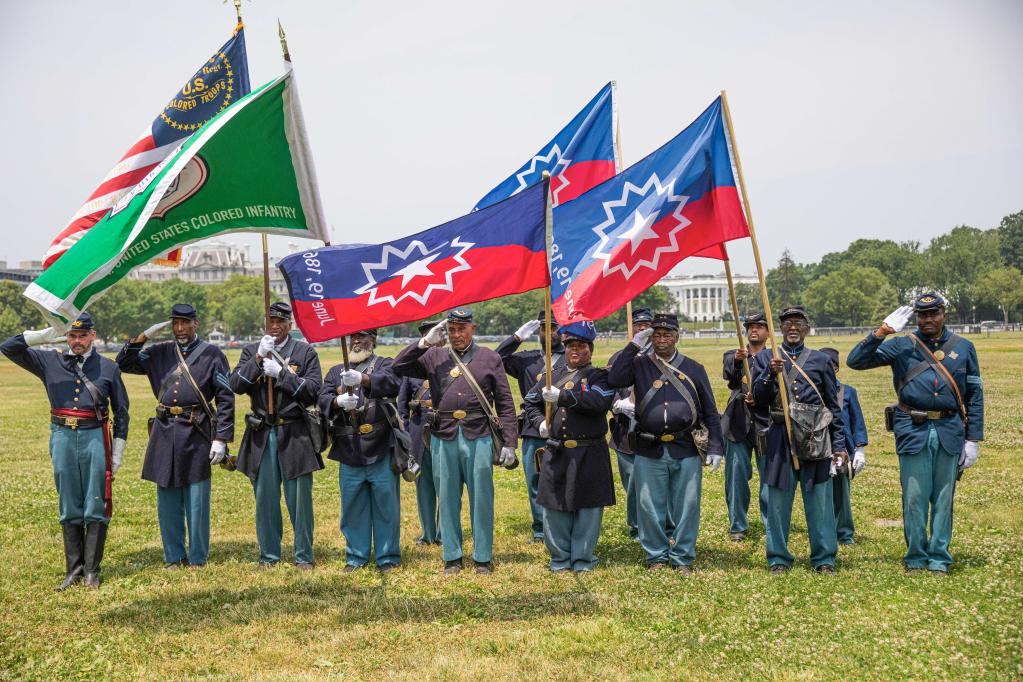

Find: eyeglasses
<box><xmin>780</xmin><ymin>319</ymin><xmax>807</xmax><ymax>329</ymax></box>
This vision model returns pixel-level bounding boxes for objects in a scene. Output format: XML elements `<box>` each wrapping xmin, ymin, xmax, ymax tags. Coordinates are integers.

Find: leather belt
<box><xmin>156</xmin><ymin>404</ymin><xmax>202</xmax><ymax>419</ymax></box>
<box><xmin>435</xmin><ymin>408</ymin><xmax>484</xmax><ymax>420</ymax></box>
<box><xmin>638</xmin><ymin>430</ymin><xmax>688</xmax><ymax>443</ymax></box>
<box><xmin>554</xmin><ymin>437</ymin><xmax>605</xmax><ymax>449</ymax></box>
<box><xmin>334</xmin><ymin>421</ymin><xmax>385</xmax><ymax>436</ymax></box>
<box><xmin>897</xmin><ymin>403</ymin><xmax>957</xmax><ymax>420</ymax></box>
<box><xmin>50</xmin><ymin>415</ymin><xmax>103</xmax><ymax>430</ymax></box>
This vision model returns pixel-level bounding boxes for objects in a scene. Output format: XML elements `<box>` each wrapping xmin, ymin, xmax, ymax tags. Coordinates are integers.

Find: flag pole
<box><xmin>542</xmin><ymin>172</ymin><xmax>554</xmax><ymax>428</ymax></box>
<box><xmin>261</xmin><ymin>234</ymin><xmax>275</xmax><ymax>416</ymax></box>
<box><xmin>722</xmin><ymin>246</ymin><xmax>752</xmax><ymax>387</ymax></box>
<box><xmin>615</xmin><ymin>116</ymin><xmax>634</xmax><ymax>339</ymax></box>
<box><xmin>720</xmin><ymin>90</ymin><xmax>798</xmax><ymax>470</ymax></box>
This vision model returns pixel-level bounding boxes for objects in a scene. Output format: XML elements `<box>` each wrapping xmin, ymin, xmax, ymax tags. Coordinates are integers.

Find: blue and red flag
<box><xmin>44</xmin><ymin>26</ymin><xmax>250</xmax><ymax>269</ymax></box>
<box><xmin>549</xmin><ymin>97</ymin><xmax>749</xmax><ymax>324</ymax></box>
<box><xmin>280</xmin><ymin>180</ymin><xmax>550</xmax><ymax>342</ymax></box>
<box><xmin>474</xmin><ymin>82</ymin><xmax>619</xmax><ymax>211</ymax></box>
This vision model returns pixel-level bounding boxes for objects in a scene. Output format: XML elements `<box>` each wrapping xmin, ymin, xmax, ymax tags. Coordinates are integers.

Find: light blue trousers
<box><xmin>833</xmin><ymin>473</ymin><xmax>855</xmax><ymax>544</ymax></box>
<box><xmin>765</xmin><ymin>466</ymin><xmax>837</xmax><ymax>569</ymax></box>
<box><xmin>431</xmin><ymin>428</ymin><xmax>494</xmax><ymax>563</ymax></box>
<box><xmin>543</xmin><ymin>506</ymin><xmax>604</xmax><ymax>571</ymax></box>
<box><xmin>521</xmin><ymin>436</ymin><xmax>545</xmax><ymax>539</ymax></box>
<box><xmin>415</xmin><ymin>445</ymin><xmax>440</xmax><ymax>543</ymax></box>
<box><xmin>157</xmin><ymin>478</ymin><xmax>211</xmax><ymax>565</ymax></box>
<box><xmin>253</xmin><ymin>430</ymin><xmax>314</xmax><ymax>564</ymax></box>
<box><xmin>724</xmin><ymin>438</ymin><xmax>768</xmax><ymax>535</ymax></box>
<box><xmin>49</xmin><ymin>425</ymin><xmax>108</xmax><ymax>525</ymax></box>
<box><xmin>899</xmin><ymin>427</ymin><xmax>958</xmax><ymax>570</ymax></box>
<box><xmin>633</xmin><ymin>448</ymin><xmax>702</xmax><ymax>566</ymax></box>
<box><xmin>340</xmin><ymin>456</ymin><xmax>401</xmax><ymax>567</ymax></box>
<box><xmin>614</xmin><ymin>450</ymin><xmax>639</xmax><ymax>538</ymax></box>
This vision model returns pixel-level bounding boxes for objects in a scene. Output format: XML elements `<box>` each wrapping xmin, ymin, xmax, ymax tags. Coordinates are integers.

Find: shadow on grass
<box><xmin>100</xmin><ymin>579</ymin><xmax>600</xmax><ymax>632</ymax></box>
<box><xmin>113</xmin><ymin>540</ymin><xmax>347</xmax><ymax>575</ymax></box>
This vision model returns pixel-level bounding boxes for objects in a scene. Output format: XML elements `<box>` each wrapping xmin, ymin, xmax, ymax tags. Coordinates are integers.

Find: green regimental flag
<box><xmin>25</xmin><ymin>67</ymin><xmax>328</xmax><ymax>324</ymax></box>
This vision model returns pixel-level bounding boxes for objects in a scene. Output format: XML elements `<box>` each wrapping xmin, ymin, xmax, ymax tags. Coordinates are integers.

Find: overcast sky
<box><xmin>2</xmin><ymin>0</ymin><xmax>1020</xmax><ymax>277</ymax></box>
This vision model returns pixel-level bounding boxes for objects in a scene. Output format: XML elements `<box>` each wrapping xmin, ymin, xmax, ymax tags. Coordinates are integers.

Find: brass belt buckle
<box><xmin>563</xmin><ymin>439</ymin><xmax>578</xmax><ymax>449</ymax></box>
<box><xmin>65</xmin><ymin>416</ymin><xmax>79</xmax><ymax>429</ymax></box>
<box><xmin>358</xmin><ymin>423</ymin><xmax>374</xmax><ymax>434</ymax></box>
<box><xmin>926</xmin><ymin>410</ymin><xmax>942</xmax><ymax>420</ymax></box>
<box><xmin>660</xmin><ymin>434</ymin><xmax>675</xmax><ymax>442</ymax></box>
<box><xmin>452</xmin><ymin>409</ymin><xmax>467</xmax><ymax>419</ymax></box>
<box><xmin>421</xmin><ymin>400</ymin><xmax>432</xmax><ymax>408</ymax></box>
<box><xmin>169</xmin><ymin>406</ymin><xmax>184</xmax><ymax>416</ymax></box>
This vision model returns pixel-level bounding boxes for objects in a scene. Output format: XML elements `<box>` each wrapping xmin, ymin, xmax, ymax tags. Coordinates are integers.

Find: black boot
<box><xmin>57</xmin><ymin>524</ymin><xmax>85</xmax><ymax>592</ymax></box>
<box><xmin>83</xmin><ymin>522</ymin><xmax>108</xmax><ymax>589</ymax></box>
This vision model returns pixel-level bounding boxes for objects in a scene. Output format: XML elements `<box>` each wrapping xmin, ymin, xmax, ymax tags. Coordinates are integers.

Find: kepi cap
<box><xmin>169</xmin><ymin>303</ymin><xmax>198</xmax><ymax>320</ymax></box>
<box><xmin>69</xmin><ymin>312</ymin><xmax>95</xmax><ymax>331</ymax></box>
<box><xmin>268</xmin><ymin>301</ymin><xmax>292</xmax><ymax>320</ymax></box>
<box><xmin>913</xmin><ymin>292</ymin><xmax>946</xmax><ymax>312</ymax></box>
<box><xmin>652</xmin><ymin>313</ymin><xmax>679</xmax><ymax>331</ymax></box>
<box><xmin>447</xmin><ymin>308</ymin><xmax>473</xmax><ymax>324</ymax></box>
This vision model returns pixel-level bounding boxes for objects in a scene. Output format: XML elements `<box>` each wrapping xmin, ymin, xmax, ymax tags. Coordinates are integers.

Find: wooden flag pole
<box><xmin>261</xmin><ymin>234</ymin><xmax>275</xmax><ymax>416</ymax></box>
<box><xmin>720</xmin><ymin>90</ymin><xmax>799</xmax><ymax>470</ymax></box>
<box><xmin>615</xmin><ymin>112</ymin><xmax>635</xmax><ymax>340</ymax></box>
<box><xmin>722</xmin><ymin>247</ymin><xmax>752</xmax><ymax>387</ymax></box>
<box><xmin>542</xmin><ymin>172</ymin><xmax>554</xmax><ymax>428</ymax></box>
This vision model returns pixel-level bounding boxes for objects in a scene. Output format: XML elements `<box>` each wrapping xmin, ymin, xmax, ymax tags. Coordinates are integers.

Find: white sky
<box><xmin>1</xmin><ymin>0</ymin><xmax>1020</xmax><ymax>277</ymax></box>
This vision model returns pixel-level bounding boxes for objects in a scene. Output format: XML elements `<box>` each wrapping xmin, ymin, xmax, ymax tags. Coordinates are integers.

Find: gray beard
<box><xmin>348</xmin><ymin>348</ymin><xmax>373</xmax><ymax>364</ymax></box>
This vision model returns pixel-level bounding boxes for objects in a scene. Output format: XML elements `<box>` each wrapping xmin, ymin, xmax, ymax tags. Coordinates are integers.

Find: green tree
<box><xmin>88</xmin><ymin>279</ymin><xmax>165</xmax><ymax>342</ymax></box>
<box><xmin>975</xmin><ymin>266</ymin><xmax>1023</xmax><ymax>325</ymax></box>
<box><xmin>158</xmin><ymin>278</ymin><xmax>209</xmax><ymax>324</ymax></box>
<box><xmin>765</xmin><ymin>249</ymin><xmax>808</xmax><ymax>310</ymax></box>
<box><xmin>0</xmin><ymin>281</ymin><xmax>45</xmax><ymax>336</ymax></box>
<box><xmin>803</xmin><ymin>264</ymin><xmax>898</xmax><ymax>326</ymax></box>
<box><xmin>815</xmin><ymin>239</ymin><xmax>925</xmax><ymax>301</ymax></box>
<box><xmin>733</xmin><ymin>282</ymin><xmax>762</xmax><ymax>318</ymax></box>
<box><xmin>924</xmin><ymin>226</ymin><xmax>1001</xmax><ymax>322</ymax></box>
<box><xmin>206</xmin><ymin>275</ymin><xmax>277</xmax><ymax>332</ymax></box>
<box><xmin>220</xmin><ymin>294</ymin><xmax>266</xmax><ymax>338</ymax></box>
<box><xmin>601</xmin><ymin>285</ymin><xmax>673</xmax><ymax>330</ymax></box>
<box><xmin>998</xmin><ymin>211</ymin><xmax>1023</xmax><ymax>270</ymax></box>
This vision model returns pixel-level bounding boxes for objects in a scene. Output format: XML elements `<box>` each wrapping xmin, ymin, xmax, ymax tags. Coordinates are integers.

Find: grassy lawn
<box><xmin>1</xmin><ymin>332</ymin><xmax>1020</xmax><ymax>680</ymax></box>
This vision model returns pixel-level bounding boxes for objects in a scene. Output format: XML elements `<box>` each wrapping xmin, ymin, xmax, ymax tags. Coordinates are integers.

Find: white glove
<box><xmin>23</xmin><ymin>327</ymin><xmax>66</xmax><ymax>346</ymax></box>
<box><xmin>262</xmin><ymin>357</ymin><xmax>283</xmax><ymax>378</ymax></box>
<box><xmin>538</xmin><ymin>420</ymin><xmax>550</xmax><ymax>438</ymax></box>
<box><xmin>613</xmin><ymin>398</ymin><xmax>635</xmax><ymax>418</ymax></box>
<box><xmin>143</xmin><ymin>320</ymin><xmax>170</xmax><ymax>339</ymax></box>
<box><xmin>418</xmin><ymin>321</ymin><xmax>447</xmax><ymax>348</ymax></box>
<box><xmin>631</xmin><ymin>327</ymin><xmax>654</xmax><ymax>348</ymax></box>
<box><xmin>542</xmin><ymin>386</ymin><xmax>561</xmax><ymax>403</ymax></box>
<box><xmin>209</xmin><ymin>440</ymin><xmax>227</xmax><ymax>465</ymax></box>
<box><xmin>514</xmin><ymin>319</ymin><xmax>542</xmax><ymax>340</ymax></box>
<box><xmin>853</xmin><ymin>447</ymin><xmax>866</xmax><ymax>475</ymax></box>
<box><xmin>341</xmin><ymin>369</ymin><xmax>363</xmax><ymax>387</ymax></box>
<box><xmin>959</xmin><ymin>440</ymin><xmax>979</xmax><ymax>470</ymax></box>
<box><xmin>336</xmin><ymin>393</ymin><xmax>359</xmax><ymax>411</ymax></box>
<box><xmin>111</xmin><ymin>438</ymin><xmax>126</xmax><ymax>476</ymax></box>
<box><xmin>706</xmin><ymin>453</ymin><xmax>722</xmax><ymax>472</ymax></box>
<box><xmin>257</xmin><ymin>334</ymin><xmax>276</xmax><ymax>357</ymax></box>
<box><xmin>499</xmin><ymin>446</ymin><xmax>518</xmax><ymax>468</ymax></box>
<box><xmin>883</xmin><ymin>305</ymin><xmax>914</xmax><ymax>333</ymax></box>
<box><xmin>829</xmin><ymin>460</ymin><xmax>838</xmax><ymax>477</ymax></box>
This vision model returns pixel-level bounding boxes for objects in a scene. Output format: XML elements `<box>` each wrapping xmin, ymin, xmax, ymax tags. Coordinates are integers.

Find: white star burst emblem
<box><xmin>355</xmin><ymin>238</ymin><xmax>474</xmax><ymax>307</ymax></box>
<box><xmin>513</xmin><ymin>144</ymin><xmax>572</xmax><ymax>205</ymax></box>
<box><xmin>590</xmin><ymin>174</ymin><xmax>691</xmax><ymax>280</ymax></box>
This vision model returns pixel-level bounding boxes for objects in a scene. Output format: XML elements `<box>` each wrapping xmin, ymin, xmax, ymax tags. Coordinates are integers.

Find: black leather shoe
<box><xmin>342</xmin><ymin>564</ymin><xmax>362</xmax><ymax>574</ymax></box>
<box><xmin>769</xmin><ymin>564</ymin><xmax>790</xmax><ymax>574</ymax></box>
<box><xmin>258</xmin><ymin>560</ymin><xmax>279</xmax><ymax>570</ymax></box>
<box><xmin>648</xmin><ymin>562</ymin><xmax>669</xmax><ymax>571</ymax></box>
<box><xmin>378</xmin><ymin>563</ymin><xmax>398</xmax><ymax>574</ymax></box>
<box><xmin>57</xmin><ymin>524</ymin><xmax>85</xmax><ymax>592</ymax></box>
<box><xmin>474</xmin><ymin>561</ymin><xmax>493</xmax><ymax>575</ymax></box>
<box><xmin>815</xmin><ymin>565</ymin><xmax>836</xmax><ymax>575</ymax></box>
<box><xmin>673</xmin><ymin>564</ymin><xmax>694</xmax><ymax>575</ymax></box>
<box><xmin>729</xmin><ymin>532</ymin><xmax>746</xmax><ymax>542</ymax></box>
<box><xmin>165</xmin><ymin>558</ymin><xmax>189</xmax><ymax>570</ymax></box>
<box><xmin>443</xmin><ymin>559</ymin><xmax>463</xmax><ymax>576</ymax></box>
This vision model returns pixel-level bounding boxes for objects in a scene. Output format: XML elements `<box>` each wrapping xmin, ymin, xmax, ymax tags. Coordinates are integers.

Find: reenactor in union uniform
<box><xmin>607</xmin><ymin>313</ymin><xmax>724</xmax><ymax>573</ymax></box>
<box><xmin>320</xmin><ymin>329</ymin><xmax>402</xmax><ymax>573</ymax></box>
<box><xmin>523</xmin><ymin>321</ymin><xmax>616</xmax><ymax>572</ymax></box>
<box><xmin>720</xmin><ymin>312</ymin><xmax>770</xmax><ymax>542</ymax></box>
<box><xmin>397</xmin><ymin>320</ymin><xmax>442</xmax><ymax>546</ymax></box>
<box><xmin>2</xmin><ymin>313</ymin><xmax>129</xmax><ymax>589</ymax></box>
<box><xmin>608</xmin><ymin>307</ymin><xmax>654</xmax><ymax>541</ymax></box>
<box><xmin>393</xmin><ymin>308</ymin><xmax>518</xmax><ymax>576</ymax></box>
<box><xmin>750</xmin><ymin>306</ymin><xmax>845</xmax><ymax>574</ymax></box>
<box><xmin>230</xmin><ymin>302</ymin><xmax>323</xmax><ymax>569</ymax></box>
<box><xmin>117</xmin><ymin>303</ymin><xmax>235</xmax><ymax>569</ymax></box>
<box><xmin>847</xmin><ymin>294</ymin><xmax>983</xmax><ymax>574</ymax></box>
<box><xmin>495</xmin><ymin>310</ymin><xmax>565</xmax><ymax>543</ymax></box>
<box><xmin>820</xmin><ymin>347</ymin><xmax>868</xmax><ymax>545</ymax></box>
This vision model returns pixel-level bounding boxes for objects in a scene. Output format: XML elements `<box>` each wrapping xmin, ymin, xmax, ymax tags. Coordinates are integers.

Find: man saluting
<box><xmin>2</xmin><ymin>313</ymin><xmax>129</xmax><ymax>590</ymax></box>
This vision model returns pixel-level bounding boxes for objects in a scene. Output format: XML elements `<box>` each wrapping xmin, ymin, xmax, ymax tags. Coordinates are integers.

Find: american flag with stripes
<box><xmin>43</xmin><ymin>27</ymin><xmax>250</xmax><ymax>270</ymax></box>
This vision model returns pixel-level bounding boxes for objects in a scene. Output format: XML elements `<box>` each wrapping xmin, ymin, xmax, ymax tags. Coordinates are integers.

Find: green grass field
<box><xmin>1</xmin><ymin>333</ymin><xmax>1021</xmax><ymax>680</ymax></box>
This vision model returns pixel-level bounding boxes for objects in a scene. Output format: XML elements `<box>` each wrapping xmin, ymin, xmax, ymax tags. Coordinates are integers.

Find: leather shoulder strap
<box><xmin>908</xmin><ymin>334</ymin><xmax>967</xmax><ymax>422</ymax></box>
<box><xmin>174</xmin><ymin>343</ymin><xmax>216</xmax><ymax>426</ymax></box>
<box><xmin>71</xmin><ymin>360</ymin><xmax>105</xmax><ymax>421</ymax></box>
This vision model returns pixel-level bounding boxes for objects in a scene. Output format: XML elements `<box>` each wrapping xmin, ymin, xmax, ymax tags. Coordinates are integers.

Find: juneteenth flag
<box><xmin>474</xmin><ymin>82</ymin><xmax>619</xmax><ymax>210</ymax></box>
<box><xmin>43</xmin><ymin>26</ymin><xmax>251</xmax><ymax>270</ymax></box>
<box><xmin>26</xmin><ymin>68</ymin><xmax>328</xmax><ymax>323</ymax></box>
<box><xmin>280</xmin><ymin>179</ymin><xmax>550</xmax><ymax>342</ymax></box>
<box><xmin>550</xmin><ymin>97</ymin><xmax>750</xmax><ymax>324</ymax></box>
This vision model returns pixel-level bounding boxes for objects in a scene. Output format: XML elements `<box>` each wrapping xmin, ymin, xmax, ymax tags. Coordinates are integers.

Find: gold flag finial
<box><xmin>224</xmin><ymin>0</ymin><xmax>246</xmax><ymax>29</ymax></box>
<box><xmin>278</xmin><ymin>19</ymin><xmax>291</xmax><ymax>62</ymax></box>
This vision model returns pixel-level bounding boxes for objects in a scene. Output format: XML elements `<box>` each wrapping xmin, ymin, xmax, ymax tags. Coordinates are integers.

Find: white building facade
<box><xmin>129</xmin><ymin>240</ymin><xmax>293</xmax><ymax>296</ymax></box>
<box><xmin>658</xmin><ymin>270</ymin><xmax>759</xmax><ymax>322</ymax></box>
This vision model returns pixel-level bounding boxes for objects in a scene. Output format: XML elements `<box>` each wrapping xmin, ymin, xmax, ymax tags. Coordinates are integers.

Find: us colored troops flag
<box><xmin>26</xmin><ymin>69</ymin><xmax>328</xmax><ymax>323</ymax></box>
<box><xmin>474</xmin><ymin>82</ymin><xmax>619</xmax><ymax>210</ymax></box>
<box><xmin>550</xmin><ymin>97</ymin><xmax>750</xmax><ymax>324</ymax></box>
<box><xmin>280</xmin><ymin>180</ymin><xmax>550</xmax><ymax>342</ymax></box>
<box><xmin>42</xmin><ymin>27</ymin><xmax>250</xmax><ymax>269</ymax></box>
